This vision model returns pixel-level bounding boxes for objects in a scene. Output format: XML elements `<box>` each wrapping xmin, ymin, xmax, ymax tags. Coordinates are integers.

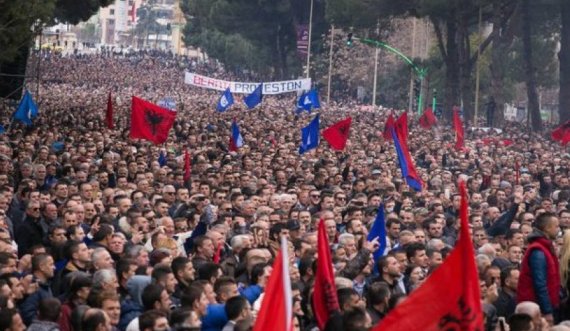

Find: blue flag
<box><xmin>0</xmin><ymin>125</ymin><xmax>5</xmax><ymax>135</ymax></box>
<box><xmin>244</xmin><ymin>84</ymin><xmax>263</xmax><ymax>109</ymax></box>
<box><xmin>158</xmin><ymin>151</ymin><xmax>167</xmax><ymax>167</ymax></box>
<box><xmin>299</xmin><ymin>114</ymin><xmax>320</xmax><ymax>154</ymax></box>
<box><xmin>14</xmin><ymin>90</ymin><xmax>38</xmax><ymax>126</ymax></box>
<box><xmin>217</xmin><ymin>88</ymin><xmax>234</xmax><ymax>112</ymax></box>
<box><xmin>297</xmin><ymin>89</ymin><xmax>321</xmax><ymax>113</ymax></box>
<box><xmin>368</xmin><ymin>204</ymin><xmax>387</xmax><ymax>274</ymax></box>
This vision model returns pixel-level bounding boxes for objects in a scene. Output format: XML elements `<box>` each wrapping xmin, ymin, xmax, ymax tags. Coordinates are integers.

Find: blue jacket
<box><xmin>529</xmin><ymin>249</ymin><xmax>553</xmax><ymax>314</ymax></box>
<box><xmin>201</xmin><ymin>304</ymin><xmax>228</xmax><ymax>331</ymax></box>
<box><xmin>20</xmin><ymin>281</ymin><xmax>53</xmax><ymax>326</ymax></box>
<box><xmin>239</xmin><ymin>285</ymin><xmax>262</xmax><ymax>304</ymax></box>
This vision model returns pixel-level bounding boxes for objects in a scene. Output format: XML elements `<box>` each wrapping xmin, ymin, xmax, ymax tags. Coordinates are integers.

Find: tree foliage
<box><xmin>180</xmin><ymin>0</ymin><xmax>328</xmax><ymax>78</ymax></box>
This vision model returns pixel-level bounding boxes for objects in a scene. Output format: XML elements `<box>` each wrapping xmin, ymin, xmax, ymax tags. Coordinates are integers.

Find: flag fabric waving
<box><xmin>229</xmin><ymin>119</ymin><xmax>244</xmax><ymax>152</ymax></box>
<box><xmin>418</xmin><ymin>107</ymin><xmax>437</xmax><ymax>129</ymax></box>
<box><xmin>395</xmin><ymin>112</ymin><xmax>409</xmax><ymax>143</ymax></box>
<box><xmin>453</xmin><ymin>107</ymin><xmax>465</xmax><ymax>151</ymax></box>
<box><xmin>14</xmin><ymin>90</ymin><xmax>39</xmax><ymax>126</ymax></box>
<box><xmin>217</xmin><ymin>88</ymin><xmax>234</xmax><ymax>112</ymax></box>
<box><xmin>391</xmin><ymin>126</ymin><xmax>422</xmax><ymax>191</ymax></box>
<box><xmin>552</xmin><ymin>120</ymin><xmax>570</xmax><ymax>145</ymax></box>
<box><xmin>322</xmin><ymin>117</ymin><xmax>352</xmax><ymax>151</ymax></box>
<box><xmin>368</xmin><ymin>204</ymin><xmax>387</xmax><ymax>274</ymax></box>
<box><xmin>244</xmin><ymin>84</ymin><xmax>263</xmax><ymax>109</ymax></box>
<box><xmin>130</xmin><ymin>96</ymin><xmax>176</xmax><ymax>145</ymax></box>
<box><xmin>313</xmin><ymin>219</ymin><xmax>340</xmax><ymax>329</ymax></box>
<box><xmin>299</xmin><ymin>115</ymin><xmax>320</xmax><ymax>154</ymax></box>
<box><xmin>297</xmin><ymin>89</ymin><xmax>321</xmax><ymax>113</ymax></box>
<box><xmin>383</xmin><ymin>114</ymin><xmax>395</xmax><ymax>140</ymax></box>
<box><xmin>158</xmin><ymin>151</ymin><xmax>167</xmax><ymax>167</ymax></box>
<box><xmin>106</xmin><ymin>91</ymin><xmax>114</xmax><ymax>129</ymax></box>
<box><xmin>183</xmin><ymin>149</ymin><xmax>191</xmax><ymax>182</ymax></box>
<box><xmin>253</xmin><ymin>237</ymin><xmax>292</xmax><ymax>331</ymax></box>
<box><xmin>373</xmin><ymin>181</ymin><xmax>483</xmax><ymax>331</ymax></box>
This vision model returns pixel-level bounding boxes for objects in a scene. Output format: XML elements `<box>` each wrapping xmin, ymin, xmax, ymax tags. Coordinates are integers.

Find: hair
<box><xmin>92</xmin><ymin>224</ymin><xmax>114</xmax><ymax>242</ymax></box>
<box><xmin>405</xmin><ymin>243</ymin><xmax>426</xmax><ymax>261</ymax></box>
<box><xmin>225</xmin><ymin>295</ymin><xmax>248</xmax><ymax>321</ymax></box>
<box><xmin>366</xmin><ymin>282</ymin><xmax>391</xmax><ymax>307</ymax></box>
<box><xmin>0</xmin><ymin>252</ymin><xmax>15</xmax><ymax>268</ymax></box>
<box><xmin>139</xmin><ymin>310</ymin><xmax>167</xmax><ymax>331</ymax></box>
<box><xmin>31</xmin><ymin>253</ymin><xmax>51</xmax><ymax>273</ymax></box>
<box><xmin>38</xmin><ymin>298</ymin><xmax>62</xmax><ymax>322</ymax></box>
<box><xmin>214</xmin><ymin>276</ymin><xmax>236</xmax><ymax>300</ymax></box>
<box><xmin>141</xmin><ymin>283</ymin><xmax>165</xmax><ymax>311</ymax></box>
<box><xmin>116</xmin><ymin>258</ymin><xmax>136</xmax><ymax>283</ymax></box>
<box><xmin>171</xmin><ymin>257</ymin><xmax>190</xmax><ymax>281</ymax></box>
<box><xmin>534</xmin><ymin>212</ymin><xmax>557</xmax><ymax>232</ymax></box>
<box><xmin>81</xmin><ymin>309</ymin><xmax>107</xmax><ymax>331</ymax></box>
<box><xmin>197</xmin><ymin>263</ymin><xmax>221</xmax><ymax>282</ymax></box>
<box><xmin>507</xmin><ymin>313</ymin><xmax>533</xmax><ymax>331</ymax></box>
<box><xmin>92</xmin><ymin>269</ymin><xmax>116</xmax><ymax>288</ymax></box>
<box><xmin>180</xmin><ymin>284</ymin><xmax>204</xmax><ymax>308</ymax></box>
<box><xmin>0</xmin><ymin>309</ymin><xmax>19</xmax><ymax>331</ymax></box>
<box><xmin>337</xmin><ymin>287</ymin><xmax>358</xmax><ymax>311</ymax></box>
<box><xmin>151</xmin><ymin>264</ymin><xmax>174</xmax><ymax>284</ymax></box>
<box><xmin>342</xmin><ymin>307</ymin><xmax>368</xmax><ymax>331</ymax></box>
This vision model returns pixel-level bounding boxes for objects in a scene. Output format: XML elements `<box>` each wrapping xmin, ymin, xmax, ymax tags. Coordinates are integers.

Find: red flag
<box><xmin>552</xmin><ymin>120</ymin><xmax>570</xmax><ymax>145</ymax></box>
<box><xmin>183</xmin><ymin>149</ymin><xmax>191</xmax><ymax>181</ymax></box>
<box><xmin>131</xmin><ymin>0</ymin><xmax>136</xmax><ymax>22</ymax></box>
<box><xmin>373</xmin><ymin>181</ymin><xmax>483</xmax><ymax>331</ymax></box>
<box><xmin>106</xmin><ymin>91</ymin><xmax>114</xmax><ymax>129</ymax></box>
<box><xmin>213</xmin><ymin>243</ymin><xmax>222</xmax><ymax>264</ymax></box>
<box><xmin>313</xmin><ymin>219</ymin><xmax>340</xmax><ymax>329</ymax></box>
<box><xmin>395</xmin><ymin>112</ymin><xmax>409</xmax><ymax>143</ymax></box>
<box><xmin>130</xmin><ymin>96</ymin><xmax>176</xmax><ymax>145</ymax></box>
<box><xmin>418</xmin><ymin>107</ymin><xmax>437</xmax><ymax>129</ymax></box>
<box><xmin>253</xmin><ymin>237</ymin><xmax>292</xmax><ymax>331</ymax></box>
<box><xmin>322</xmin><ymin>117</ymin><xmax>352</xmax><ymax>151</ymax></box>
<box><xmin>453</xmin><ymin>107</ymin><xmax>464</xmax><ymax>151</ymax></box>
<box><xmin>383</xmin><ymin>114</ymin><xmax>395</xmax><ymax>140</ymax></box>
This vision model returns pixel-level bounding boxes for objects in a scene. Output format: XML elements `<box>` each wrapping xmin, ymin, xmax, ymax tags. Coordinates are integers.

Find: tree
<box><xmin>560</xmin><ymin>0</ymin><xmax>570</xmax><ymax>123</ymax></box>
<box><xmin>0</xmin><ymin>0</ymin><xmax>113</xmax><ymax>99</ymax></box>
<box><xmin>180</xmin><ymin>0</ymin><xmax>328</xmax><ymax>78</ymax></box>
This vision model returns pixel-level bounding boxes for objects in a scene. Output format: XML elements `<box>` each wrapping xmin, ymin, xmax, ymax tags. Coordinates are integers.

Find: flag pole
<box><xmin>326</xmin><ymin>24</ymin><xmax>335</xmax><ymax>105</ymax></box>
<box><xmin>305</xmin><ymin>0</ymin><xmax>314</xmax><ymax>78</ymax></box>
<box><xmin>408</xmin><ymin>18</ymin><xmax>417</xmax><ymax>112</ymax></box>
<box><xmin>474</xmin><ymin>5</ymin><xmax>483</xmax><ymax>128</ymax></box>
<box><xmin>372</xmin><ymin>19</ymin><xmax>380</xmax><ymax>108</ymax></box>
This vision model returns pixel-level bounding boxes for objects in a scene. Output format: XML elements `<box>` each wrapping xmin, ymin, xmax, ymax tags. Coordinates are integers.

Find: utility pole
<box><xmin>408</xmin><ymin>18</ymin><xmax>417</xmax><ymax>112</ymax></box>
<box><xmin>372</xmin><ymin>20</ymin><xmax>380</xmax><ymax>107</ymax></box>
<box><xmin>326</xmin><ymin>25</ymin><xmax>335</xmax><ymax>105</ymax></box>
<box><xmin>305</xmin><ymin>0</ymin><xmax>314</xmax><ymax>78</ymax></box>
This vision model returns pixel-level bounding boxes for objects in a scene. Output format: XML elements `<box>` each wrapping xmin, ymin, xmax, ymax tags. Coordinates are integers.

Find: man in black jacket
<box><xmin>15</xmin><ymin>201</ymin><xmax>45</xmax><ymax>257</ymax></box>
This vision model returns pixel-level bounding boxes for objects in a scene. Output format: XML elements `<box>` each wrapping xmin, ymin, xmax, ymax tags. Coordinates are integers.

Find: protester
<box><xmin>1</xmin><ymin>49</ymin><xmax>570</xmax><ymax>330</ymax></box>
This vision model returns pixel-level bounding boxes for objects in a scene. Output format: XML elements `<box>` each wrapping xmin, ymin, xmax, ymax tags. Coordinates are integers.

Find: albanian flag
<box><xmin>130</xmin><ymin>96</ymin><xmax>176</xmax><ymax>145</ymax></box>
<box><xmin>419</xmin><ymin>107</ymin><xmax>437</xmax><ymax>129</ymax></box>
<box><xmin>453</xmin><ymin>107</ymin><xmax>464</xmax><ymax>151</ymax></box>
<box><xmin>552</xmin><ymin>120</ymin><xmax>570</xmax><ymax>145</ymax></box>
<box><xmin>373</xmin><ymin>181</ymin><xmax>483</xmax><ymax>331</ymax></box>
<box><xmin>395</xmin><ymin>111</ymin><xmax>409</xmax><ymax>143</ymax></box>
<box><xmin>383</xmin><ymin>114</ymin><xmax>395</xmax><ymax>140</ymax></box>
<box><xmin>322</xmin><ymin>117</ymin><xmax>352</xmax><ymax>151</ymax></box>
<box><xmin>313</xmin><ymin>219</ymin><xmax>340</xmax><ymax>329</ymax></box>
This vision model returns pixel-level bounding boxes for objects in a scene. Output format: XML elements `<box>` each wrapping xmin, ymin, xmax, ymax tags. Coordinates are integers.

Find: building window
<box><xmin>110</xmin><ymin>9</ymin><xmax>115</xmax><ymax>15</ymax></box>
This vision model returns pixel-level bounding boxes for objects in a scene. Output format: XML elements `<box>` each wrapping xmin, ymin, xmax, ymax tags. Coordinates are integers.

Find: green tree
<box><xmin>0</xmin><ymin>0</ymin><xmax>113</xmax><ymax>99</ymax></box>
<box><xmin>180</xmin><ymin>0</ymin><xmax>328</xmax><ymax>78</ymax></box>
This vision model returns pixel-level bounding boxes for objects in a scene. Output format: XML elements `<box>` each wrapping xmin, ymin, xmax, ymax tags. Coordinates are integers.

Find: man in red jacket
<box><xmin>517</xmin><ymin>212</ymin><xmax>561</xmax><ymax>325</ymax></box>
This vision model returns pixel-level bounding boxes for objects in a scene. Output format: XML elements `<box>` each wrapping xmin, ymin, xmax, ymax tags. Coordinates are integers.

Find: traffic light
<box><xmin>346</xmin><ymin>33</ymin><xmax>353</xmax><ymax>47</ymax></box>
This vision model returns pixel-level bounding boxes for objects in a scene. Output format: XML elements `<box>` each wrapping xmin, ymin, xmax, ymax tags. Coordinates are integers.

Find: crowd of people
<box><xmin>0</xmin><ymin>50</ymin><xmax>568</xmax><ymax>331</ymax></box>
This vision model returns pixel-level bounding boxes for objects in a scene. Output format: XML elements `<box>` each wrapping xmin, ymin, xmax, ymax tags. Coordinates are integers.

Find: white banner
<box><xmin>184</xmin><ymin>72</ymin><xmax>311</xmax><ymax>95</ymax></box>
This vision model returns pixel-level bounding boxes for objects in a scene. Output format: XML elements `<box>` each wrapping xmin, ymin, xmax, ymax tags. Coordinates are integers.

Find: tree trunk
<box><xmin>444</xmin><ymin>19</ymin><xmax>461</xmax><ymax>123</ymax></box>
<box><xmin>458</xmin><ymin>20</ymin><xmax>475</xmax><ymax>123</ymax></box>
<box><xmin>490</xmin><ymin>2</ymin><xmax>514</xmax><ymax>128</ymax></box>
<box><xmin>560</xmin><ymin>0</ymin><xmax>570</xmax><ymax>124</ymax></box>
<box><xmin>522</xmin><ymin>0</ymin><xmax>542</xmax><ymax>132</ymax></box>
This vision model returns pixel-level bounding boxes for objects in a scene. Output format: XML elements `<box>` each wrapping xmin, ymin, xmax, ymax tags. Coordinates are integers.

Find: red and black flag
<box><xmin>419</xmin><ymin>107</ymin><xmax>437</xmax><ymax>129</ymax></box>
<box><xmin>322</xmin><ymin>117</ymin><xmax>352</xmax><ymax>151</ymax></box>
<box><xmin>130</xmin><ymin>96</ymin><xmax>176</xmax><ymax>145</ymax></box>
<box><xmin>552</xmin><ymin>120</ymin><xmax>570</xmax><ymax>145</ymax></box>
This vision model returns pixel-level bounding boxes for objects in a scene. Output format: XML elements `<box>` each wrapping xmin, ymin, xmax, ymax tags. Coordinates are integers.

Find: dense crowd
<box><xmin>0</xmin><ymin>50</ymin><xmax>568</xmax><ymax>331</ymax></box>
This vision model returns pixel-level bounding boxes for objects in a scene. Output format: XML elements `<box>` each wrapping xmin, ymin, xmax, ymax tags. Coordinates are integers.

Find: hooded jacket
<box><xmin>118</xmin><ymin>276</ymin><xmax>151</xmax><ymax>331</ymax></box>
